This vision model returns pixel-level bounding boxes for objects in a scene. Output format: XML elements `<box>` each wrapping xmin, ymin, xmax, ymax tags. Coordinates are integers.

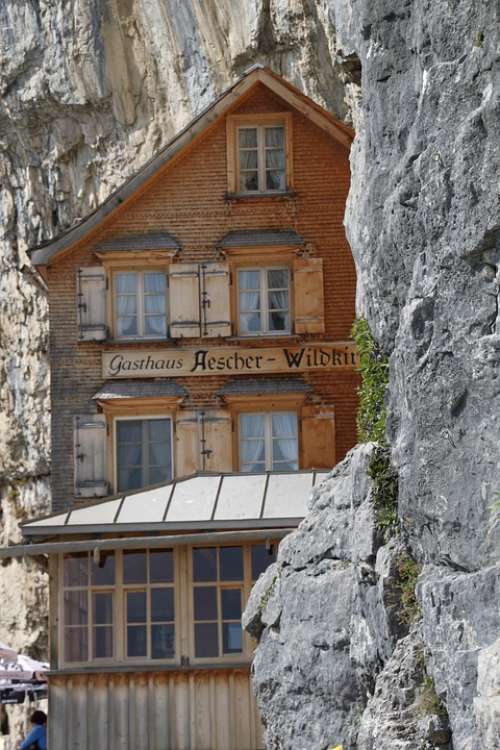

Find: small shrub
<box><xmin>396</xmin><ymin>555</ymin><xmax>422</xmax><ymax>625</ymax></box>
<box><xmin>352</xmin><ymin>318</ymin><xmax>389</xmax><ymax>444</ymax></box>
<box><xmin>417</xmin><ymin>675</ymin><xmax>448</xmax><ymax>718</ymax></box>
<box><xmin>368</xmin><ymin>444</ymin><xmax>398</xmax><ymax>535</ymax></box>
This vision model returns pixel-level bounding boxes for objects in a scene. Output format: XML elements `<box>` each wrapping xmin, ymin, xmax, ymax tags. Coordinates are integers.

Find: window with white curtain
<box><xmin>238</xmin><ymin>124</ymin><xmax>286</xmax><ymax>192</ymax></box>
<box><xmin>238</xmin><ymin>267</ymin><xmax>290</xmax><ymax>335</ymax></box>
<box><xmin>114</xmin><ymin>270</ymin><xmax>168</xmax><ymax>339</ymax></box>
<box><xmin>239</xmin><ymin>412</ymin><xmax>298</xmax><ymax>472</ymax></box>
<box><xmin>116</xmin><ymin>418</ymin><xmax>173</xmax><ymax>492</ymax></box>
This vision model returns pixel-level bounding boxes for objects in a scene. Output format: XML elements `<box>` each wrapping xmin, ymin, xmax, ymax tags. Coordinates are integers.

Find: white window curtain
<box><xmin>238</xmin><ymin>268</ymin><xmax>289</xmax><ymax>335</ymax></box>
<box><xmin>115</xmin><ymin>271</ymin><xmax>167</xmax><ymax>339</ymax></box>
<box><xmin>240</xmin><ymin>412</ymin><xmax>298</xmax><ymax>472</ymax></box>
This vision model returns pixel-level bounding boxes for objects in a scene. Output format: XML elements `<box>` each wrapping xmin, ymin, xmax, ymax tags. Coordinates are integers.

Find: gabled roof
<box><xmin>22</xmin><ymin>470</ymin><xmax>330</xmax><ymax>537</ymax></box>
<box><xmin>29</xmin><ymin>66</ymin><xmax>353</xmax><ymax>269</ymax></box>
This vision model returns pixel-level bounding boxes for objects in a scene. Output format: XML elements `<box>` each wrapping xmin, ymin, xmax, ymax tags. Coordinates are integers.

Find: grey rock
<box><xmin>419</xmin><ymin>565</ymin><xmax>500</xmax><ymax>750</ymax></box>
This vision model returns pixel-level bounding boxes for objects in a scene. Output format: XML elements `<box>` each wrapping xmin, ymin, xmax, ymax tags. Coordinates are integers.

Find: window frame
<box><xmin>57</xmin><ymin>542</ymin><xmax>277</xmax><ymax>669</ymax></box>
<box><xmin>226</xmin><ymin>112</ymin><xmax>293</xmax><ymax>196</ymax></box>
<box><xmin>111</xmin><ymin>268</ymin><xmax>169</xmax><ymax>341</ymax></box>
<box><xmin>113</xmin><ymin>414</ymin><xmax>175</xmax><ymax>494</ymax></box>
<box><xmin>237</xmin><ymin>265</ymin><xmax>292</xmax><ymax>337</ymax></box>
<box><xmin>238</xmin><ymin>411</ymin><xmax>299</xmax><ymax>473</ymax></box>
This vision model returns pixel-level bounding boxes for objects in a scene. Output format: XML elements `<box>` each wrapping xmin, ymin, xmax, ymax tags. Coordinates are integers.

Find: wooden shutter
<box><xmin>201</xmin><ymin>410</ymin><xmax>233</xmax><ymax>472</ymax></box>
<box><xmin>169</xmin><ymin>264</ymin><xmax>201</xmax><ymax>338</ymax></box>
<box><xmin>74</xmin><ymin>414</ymin><xmax>108</xmax><ymax>497</ymax></box>
<box><xmin>301</xmin><ymin>405</ymin><xmax>335</xmax><ymax>469</ymax></box>
<box><xmin>293</xmin><ymin>257</ymin><xmax>325</xmax><ymax>334</ymax></box>
<box><xmin>77</xmin><ymin>267</ymin><xmax>107</xmax><ymax>341</ymax></box>
<box><xmin>201</xmin><ymin>263</ymin><xmax>231</xmax><ymax>337</ymax></box>
<box><xmin>175</xmin><ymin>411</ymin><xmax>200</xmax><ymax>477</ymax></box>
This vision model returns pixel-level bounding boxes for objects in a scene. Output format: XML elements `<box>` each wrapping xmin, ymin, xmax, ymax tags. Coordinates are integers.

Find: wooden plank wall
<box><xmin>49</xmin><ymin>670</ymin><xmax>264</xmax><ymax>750</ymax></box>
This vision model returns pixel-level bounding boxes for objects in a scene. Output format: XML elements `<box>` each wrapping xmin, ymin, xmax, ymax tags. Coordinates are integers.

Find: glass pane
<box><xmin>149</xmin><ymin>419</ymin><xmax>171</xmax><ymax>443</ymax></box>
<box><xmin>266</xmin><ymin>170</ymin><xmax>286</xmax><ymax>191</ymax></box>
<box><xmin>148</xmin><ymin>466</ymin><xmax>170</xmax><ymax>485</ymax></box>
<box><xmin>241</xmin><ymin>440</ymin><xmax>265</xmax><ymax>466</ymax></box>
<box><xmin>265</xmin><ymin>126</ymin><xmax>284</xmax><ymax>148</ymax></box>
<box><xmin>194</xmin><ymin>586</ymin><xmax>217</xmax><ymax>621</ymax></box>
<box><xmin>268</xmin><ymin>269</ymin><xmax>288</xmax><ymax>289</ymax></box>
<box><xmin>151</xmin><ymin>588</ymin><xmax>174</xmax><ymax>622</ymax></box>
<box><xmin>127</xmin><ymin>626</ymin><xmax>147</xmax><ymax>657</ymax></box>
<box><xmin>272</xmin><ymin>413</ymin><xmax>298</xmax><ymax>438</ymax></box>
<box><xmin>118</xmin><ymin>443</ymin><xmax>142</xmax><ymax>467</ymax></box>
<box><xmin>116</xmin><ymin>295</ymin><xmax>137</xmax><ymax>316</ymax></box>
<box><xmin>149</xmin><ymin>442</ymin><xmax>169</xmax><ymax>466</ymax></box>
<box><xmin>239</xmin><ymin>291</ymin><xmax>260</xmax><ymax>313</ymax></box>
<box><xmin>269</xmin><ymin>311</ymin><xmax>288</xmax><ymax>331</ymax></box>
<box><xmin>118</xmin><ymin>468</ymin><xmax>142</xmax><ymax>492</ymax></box>
<box><xmin>221</xmin><ymin>589</ymin><xmax>242</xmax><ymax>620</ymax></box>
<box><xmin>240</xmin><ymin>172</ymin><xmax>258</xmax><ymax>192</ymax></box>
<box><xmin>251</xmin><ymin>544</ymin><xmax>276</xmax><ymax>580</ymax></box>
<box><xmin>152</xmin><ymin>624</ymin><xmax>175</xmax><ymax>659</ymax></box>
<box><xmin>241</xmin><ymin>461</ymin><xmax>266</xmax><ymax>473</ymax></box>
<box><xmin>116</xmin><ymin>316</ymin><xmax>138</xmax><ymax>338</ymax></box>
<box><xmin>149</xmin><ymin>549</ymin><xmax>173</xmax><ymax>583</ymax></box>
<box><xmin>265</xmin><ymin>149</ymin><xmax>285</xmax><ymax>170</ymax></box>
<box><xmin>64</xmin><ymin>591</ymin><xmax>88</xmax><ymax>626</ymax></box>
<box><xmin>195</xmin><ymin>623</ymin><xmax>218</xmax><ymax>658</ymax></box>
<box><xmin>144</xmin><ymin>295</ymin><xmax>165</xmax><ymax>314</ymax></box>
<box><xmin>240</xmin><ymin>414</ymin><xmax>265</xmax><ymax>438</ymax></box>
<box><xmin>238</xmin><ymin>270</ymin><xmax>260</xmax><ymax>289</ymax></box>
<box><xmin>239</xmin><ymin>150</ymin><xmax>258</xmax><ymax>170</ymax></box>
<box><xmin>93</xmin><ymin>592</ymin><xmax>113</xmax><ymax>625</ymax></box>
<box><xmin>240</xmin><ymin>312</ymin><xmax>261</xmax><ymax>333</ymax></box>
<box><xmin>64</xmin><ymin>627</ymin><xmax>87</xmax><ymax>662</ymax></box>
<box><xmin>144</xmin><ymin>315</ymin><xmax>167</xmax><ymax>336</ymax></box>
<box><xmin>117</xmin><ymin>420</ymin><xmax>143</xmax><ymax>443</ymax></box>
<box><xmin>91</xmin><ymin>553</ymin><xmax>115</xmax><ymax>586</ymax></box>
<box><xmin>268</xmin><ymin>291</ymin><xmax>289</xmax><ymax>311</ymax></box>
<box><xmin>115</xmin><ymin>272</ymin><xmax>138</xmax><ymax>294</ymax></box>
<box><xmin>63</xmin><ymin>553</ymin><xmax>88</xmax><ymax>587</ymax></box>
<box><xmin>193</xmin><ymin>548</ymin><xmax>217</xmax><ymax>582</ymax></box>
<box><xmin>144</xmin><ymin>272</ymin><xmax>166</xmax><ymax>294</ymax></box>
<box><xmin>238</xmin><ymin>128</ymin><xmax>257</xmax><ymax>148</ymax></box>
<box><xmin>93</xmin><ymin>626</ymin><xmax>113</xmax><ymax>658</ymax></box>
<box><xmin>126</xmin><ymin>591</ymin><xmax>147</xmax><ymax>623</ymax></box>
<box><xmin>219</xmin><ymin>547</ymin><xmax>243</xmax><ymax>581</ymax></box>
<box><xmin>123</xmin><ymin>551</ymin><xmax>147</xmax><ymax>584</ymax></box>
<box><xmin>223</xmin><ymin>623</ymin><xmax>243</xmax><ymax>654</ymax></box>
<box><xmin>273</xmin><ymin>438</ymin><xmax>298</xmax><ymax>463</ymax></box>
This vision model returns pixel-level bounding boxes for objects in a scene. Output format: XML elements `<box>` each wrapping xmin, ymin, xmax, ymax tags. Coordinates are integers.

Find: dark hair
<box><xmin>30</xmin><ymin>711</ymin><xmax>47</xmax><ymax>726</ymax></box>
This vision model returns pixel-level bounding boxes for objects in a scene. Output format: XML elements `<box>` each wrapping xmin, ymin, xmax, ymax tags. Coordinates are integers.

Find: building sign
<box><xmin>102</xmin><ymin>342</ymin><xmax>358</xmax><ymax>379</ymax></box>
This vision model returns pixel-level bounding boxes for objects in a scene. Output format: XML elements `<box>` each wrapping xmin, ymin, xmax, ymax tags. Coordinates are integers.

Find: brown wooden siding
<box><xmin>49</xmin><ymin>669</ymin><xmax>264</xmax><ymax>750</ymax></box>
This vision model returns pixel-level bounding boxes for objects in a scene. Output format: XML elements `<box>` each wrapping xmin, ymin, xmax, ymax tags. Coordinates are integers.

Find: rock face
<box><xmin>245</xmin><ymin>1</ymin><xmax>500</xmax><ymax>748</ymax></box>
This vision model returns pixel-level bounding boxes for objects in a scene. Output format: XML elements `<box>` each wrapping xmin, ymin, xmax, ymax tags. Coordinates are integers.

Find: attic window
<box><xmin>227</xmin><ymin>113</ymin><xmax>293</xmax><ymax>195</ymax></box>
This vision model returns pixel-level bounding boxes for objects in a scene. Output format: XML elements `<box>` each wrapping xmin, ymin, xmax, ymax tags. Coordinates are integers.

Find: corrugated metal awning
<box><xmin>217</xmin><ymin>229</ymin><xmax>304</xmax><ymax>249</ymax></box>
<box><xmin>95</xmin><ymin>232</ymin><xmax>180</xmax><ymax>252</ymax></box>
<box><xmin>217</xmin><ymin>378</ymin><xmax>312</xmax><ymax>397</ymax></box>
<box><xmin>93</xmin><ymin>380</ymin><xmax>187</xmax><ymax>401</ymax></box>
<box><xmin>22</xmin><ymin>471</ymin><xmax>329</xmax><ymax>537</ymax></box>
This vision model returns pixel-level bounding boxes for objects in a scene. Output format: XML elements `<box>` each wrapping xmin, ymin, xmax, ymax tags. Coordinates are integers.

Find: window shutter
<box><xmin>168</xmin><ymin>264</ymin><xmax>201</xmax><ymax>338</ymax></box>
<box><xmin>301</xmin><ymin>405</ymin><xmax>335</xmax><ymax>469</ymax></box>
<box><xmin>201</xmin><ymin>410</ymin><xmax>233</xmax><ymax>472</ymax></box>
<box><xmin>293</xmin><ymin>257</ymin><xmax>325</xmax><ymax>334</ymax></box>
<box><xmin>74</xmin><ymin>415</ymin><xmax>108</xmax><ymax>498</ymax></box>
<box><xmin>201</xmin><ymin>263</ymin><xmax>231</xmax><ymax>337</ymax></box>
<box><xmin>77</xmin><ymin>267</ymin><xmax>107</xmax><ymax>341</ymax></box>
<box><xmin>175</xmin><ymin>411</ymin><xmax>200</xmax><ymax>477</ymax></box>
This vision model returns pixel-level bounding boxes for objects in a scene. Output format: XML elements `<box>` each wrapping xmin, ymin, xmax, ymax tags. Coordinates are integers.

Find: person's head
<box><xmin>30</xmin><ymin>711</ymin><xmax>47</xmax><ymax>726</ymax></box>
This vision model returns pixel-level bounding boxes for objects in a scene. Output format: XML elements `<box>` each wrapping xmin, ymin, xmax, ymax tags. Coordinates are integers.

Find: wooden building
<box><xmin>12</xmin><ymin>66</ymin><xmax>358</xmax><ymax>749</ymax></box>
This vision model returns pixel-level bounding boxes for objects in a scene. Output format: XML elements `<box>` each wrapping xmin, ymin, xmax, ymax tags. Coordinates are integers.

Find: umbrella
<box><xmin>0</xmin><ymin>644</ymin><xmax>48</xmax><ymax>696</ymax></box>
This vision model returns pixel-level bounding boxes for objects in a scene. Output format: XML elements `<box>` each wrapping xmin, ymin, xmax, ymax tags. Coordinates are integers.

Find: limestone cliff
<box><xmin>0</xmin><ymin>1</ymin><xmax>499</xmax><ymax>749</ymax></box>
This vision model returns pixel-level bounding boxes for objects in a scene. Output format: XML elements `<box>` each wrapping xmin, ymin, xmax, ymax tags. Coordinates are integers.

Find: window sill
<box><xmin>226</xmin><ymin>334</ymin><xmax>301</xmax><ymax>343</ymax></box>
<box><xmin>50</xmin><ymin>660</ymin><xmax>252</xmax><ymax>676</ymax></box>
<box><xmin>225</xmin><ymin>190</ymin><xmax>297</xmax><ymax>201</ymax></box>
